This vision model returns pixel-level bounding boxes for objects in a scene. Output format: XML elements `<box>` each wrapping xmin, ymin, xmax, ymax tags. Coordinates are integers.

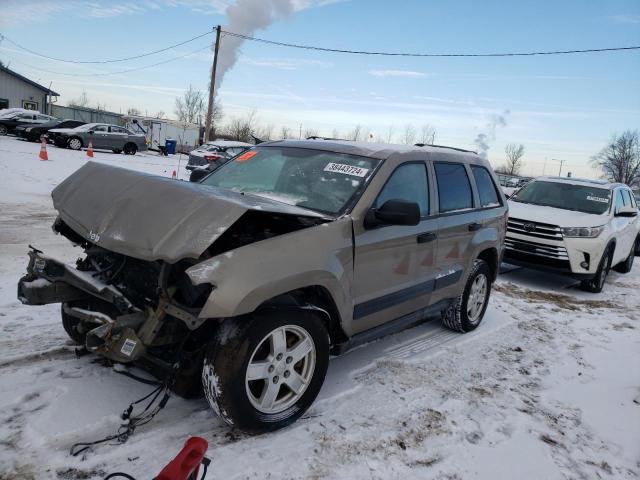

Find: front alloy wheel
<box><xmin>68</xmin><ymin>137</ymin><xmax>82</xmax><ymax>150</ymax></box>
<box><xmin>202</xmin><ymin>309</ymin><xmax>329</xmax><ymax>433</ymax></box>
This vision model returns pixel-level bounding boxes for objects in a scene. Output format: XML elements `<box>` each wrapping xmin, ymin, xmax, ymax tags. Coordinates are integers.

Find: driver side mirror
<box><xmin>88</xmin><ymin>130</ymin><xmax>94</xmax><ymax>135</ymax></box>
<box><xmin>364</xmin><ymin>199</ymin><xmax>421</xmax><ymax>229</ymax></box>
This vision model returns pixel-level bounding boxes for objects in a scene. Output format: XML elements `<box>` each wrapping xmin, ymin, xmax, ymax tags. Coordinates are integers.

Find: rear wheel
<box><xmin>123</xmin><ymin>143</ymin><xmax>137</xmax><ymax>155</ymax></box>
<box><xmin>68</xmin><ymin>137</ymin><xmax>83</xmax><ymax>151</ymax></box>
<box><xmin>202</xmin><ymin>309</ymin><xmax>329</xmax><ymax>433</ymax></box>
<box><xmin>442</xmin><ymin>259</ymin><xmax>491</xmax><ymax>333</ymax></box>
<box><xmin>581</xmin><ymin>245</ymin><xmax>613</xmax><ymax>293</ymax></box>
<box><xmin>0</xmin><ymin>125</ymin><xmax>7</xmax><ymax>136</ymax></box>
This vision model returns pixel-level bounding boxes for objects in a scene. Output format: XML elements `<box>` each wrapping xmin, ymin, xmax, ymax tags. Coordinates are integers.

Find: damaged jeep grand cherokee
<box><xmin>18</xmin><ymin>140</ymin><xmax>507</xmax><ymax>433</ymax></box>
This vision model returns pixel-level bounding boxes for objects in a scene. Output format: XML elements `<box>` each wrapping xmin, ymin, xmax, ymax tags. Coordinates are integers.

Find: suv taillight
<box><xmin>204</xmin><ymin>154</ymin><xmax>221</xmax><ymax>162</ymax></box>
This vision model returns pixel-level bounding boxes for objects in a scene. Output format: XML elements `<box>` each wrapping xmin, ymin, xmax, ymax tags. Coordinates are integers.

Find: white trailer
<box><xmin>123</xmin><ymin>115</ymin><xmax>200</xmax><ymax>154</ymax></box>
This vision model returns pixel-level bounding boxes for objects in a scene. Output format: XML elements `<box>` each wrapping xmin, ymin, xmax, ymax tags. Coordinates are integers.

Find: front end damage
<box><xmin>18</xmin><ymin>246</ymin><xmax>209</xmax><ymax>367</ymax></box>
<box><xmin>17</xmin><ymin>163</ymin><xmax>334</xmax><ymax>395</ymax></box>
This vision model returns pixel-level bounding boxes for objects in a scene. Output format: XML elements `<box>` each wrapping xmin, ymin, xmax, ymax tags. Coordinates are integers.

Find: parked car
<box><xmin>0</xmin><ymin>111</ymin><xmax>57</xmax><ymax>135</ymax></box>
<box><xmin>0</xmin><ymin>107</ymin><xmax>31</xmax><ymax>118</ymax></box>
<box><xmin>17</xmin><ymin>140</ymin><xmax>507</xmax><ymax>433</ymax></box>
<box><xmin>186</xmin><ymin>140</ymin><xmax>252</xmax><ymax>170</ymax></box>
<box><xmin>505</xmin><ymin>176</ymin><xmax>640</xmax><ymax>292</ymax></box>
<box><xmin>15</xmin><ymin>119</ymin><xmax>85</xmax><ymax>142</ymax></box>
<box><xmin>49</xmin><ymin>123</ymin><xmax>147</xmax><ymax>154</ymax></box>
<box><xmin>188</xmin><ymin>143</ymin><xmax>251</xmax><ymax>182</ymax></box>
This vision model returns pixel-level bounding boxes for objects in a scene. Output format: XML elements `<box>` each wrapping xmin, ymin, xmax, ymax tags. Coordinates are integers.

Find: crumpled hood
<box><xmin>508</xmin><ymin>200</ymin><xmax>609</xmax><ymax>227</ymax></box>
<box><xmin>52</xmin><ymin>162</ymin><xmax>327</xmax><ymax>262</ymax></box>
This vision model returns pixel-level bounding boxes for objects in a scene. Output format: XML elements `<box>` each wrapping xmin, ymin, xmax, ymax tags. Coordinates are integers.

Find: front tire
<box><xmin>614</xmin><ymin>243</ymin><xmax>635</xmax><ymax>274</ymax></box>
<box><xmin>68</xmin><ymin>137</ymin><xmax>83</xmax><ymax>151</ymax></box>
<box><xmin>0</xmin><ymin>125</ymin><xmax>7</xmax><ymax>136</ymax></box>
<box><xmin>202</xmin><ymin>309</ymin><xmax>329</xmax><ymax>433</ymax></box>
<box><xmin>123</xmin><ymin>143</ymin><xmax>137</xmax><ymax>155</ymax></box>
<box><xmin>442</xmin><ymin>259</ymin><xmax>491</xmax><ymax>333</ymax></box>
<box><xmin>581</xmin><ymin>245</ymin><xmax>613</xmax><ymax>293</ymax></box>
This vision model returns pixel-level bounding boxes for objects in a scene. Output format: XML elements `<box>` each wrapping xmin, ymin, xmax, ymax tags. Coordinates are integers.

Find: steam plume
<box><xmin>474</xmin><ymin>110</ymin><xmax>510</xmax><ymax>158</ymax></box>
<box><xmin>215</xmin><ymin>0</ymin><xmax>296</xmax><ymax>89</ymax></box>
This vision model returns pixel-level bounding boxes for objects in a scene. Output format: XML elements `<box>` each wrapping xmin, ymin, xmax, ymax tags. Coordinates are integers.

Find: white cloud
<box><xmin>608</xmin><ymin>14</ymin><xmax>640</xmax><ymax>24</ymax></box>
<box><xmin>368</xmin><ymin>69</ymin><xmax>429</xmax><ymax>78</ymax></box>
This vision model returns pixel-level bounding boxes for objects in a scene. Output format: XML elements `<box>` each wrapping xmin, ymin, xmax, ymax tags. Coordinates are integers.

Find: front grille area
<box><xmin>507</xmin><ymin>217</ymin><xmax>563</xmax><ymax>241</ymax></box>
<box><xmin>504</xmin><ymin>237</ymin><xmax>571</xmax><ymax>270</ymax></box>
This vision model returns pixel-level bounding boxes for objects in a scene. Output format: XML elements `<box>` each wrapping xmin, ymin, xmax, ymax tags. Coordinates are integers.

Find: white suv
<box><xmin>504</xmin><ymin>177</ymin><xmax>640</xmax><ymax>292</ymax></box>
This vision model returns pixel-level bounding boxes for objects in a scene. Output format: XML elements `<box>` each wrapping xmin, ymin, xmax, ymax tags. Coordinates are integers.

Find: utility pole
<box><xmin>204</xmin><ymin>25</ymin><xmax>221</xmax><ymax>143</ymax></box>
<box><xmin>553</xmin><ymin>158</ymin><xmax>566</xmax><ymax>176</ymax></box>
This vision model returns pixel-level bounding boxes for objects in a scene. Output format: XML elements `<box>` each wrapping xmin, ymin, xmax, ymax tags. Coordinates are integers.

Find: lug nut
<box><xmin>273</xmin><ymin>376</ymin><xmax>279</xmax><ymax>383</ymax></box>
<box><xmin>268</xmin><ymin>365</ymin><xmax>275</xmax><ymax>373</ymax></box>
<box><xmin>286</xmin><ymin>356</ymin><xmax>293</xmax><ymax>364</ymax></box>
<box><xmin>276</xmin><ymin>353</ymin><xmax>283</xmax><ymax>361</ymax></box>
<box><xmin>284</xmin><ymin>370</ymin><xmax>290</xmax><ymax>378</ymax></box>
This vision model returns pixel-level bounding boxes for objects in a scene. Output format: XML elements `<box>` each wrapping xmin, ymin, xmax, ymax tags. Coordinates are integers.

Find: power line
<box><xmin>7</xmin><ymin>44</ymin><xmax>212</xmax><ymax>77</ymax></box>
<box><xmin>222</xmin><ymin>30</ymin><xmax>640</xmax><ymax>57</ymax></box>
<box><xmin>0</xmin><ymin>30</ymin><xmax>213</xmax><ymax>64</ymax></box>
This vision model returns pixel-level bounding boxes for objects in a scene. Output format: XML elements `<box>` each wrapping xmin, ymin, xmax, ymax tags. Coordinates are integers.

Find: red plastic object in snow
<box><xmin>155</xmin><ymin>437</ymin><xmax>209</xmax><ymax>480</ymax></box>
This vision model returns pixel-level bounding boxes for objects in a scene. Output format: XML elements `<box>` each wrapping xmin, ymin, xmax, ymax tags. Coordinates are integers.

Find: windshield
<box><xmin>201</xmin><ymin>146</ymin><xmax>380</xmax><ymax>214</ymax></box>
<box><xmin>512</xmin><ymin>181</ymin><xmax>611</xmax><ymax>215</ymax></box>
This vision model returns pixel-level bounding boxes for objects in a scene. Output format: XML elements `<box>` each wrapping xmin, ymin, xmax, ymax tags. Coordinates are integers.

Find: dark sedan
<box><xmin>0</xmin><ymin>111</ymin><xmax>57</xmax><ymax>135</ymax></box>
<box><xmin>15</xmin><ymin>119</ymin><xmax>85</xmax><ymax>142</ymax></box>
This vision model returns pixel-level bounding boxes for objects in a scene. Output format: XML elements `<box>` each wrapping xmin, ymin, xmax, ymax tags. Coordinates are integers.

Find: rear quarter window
<box><xmin>471</xmin><ymin>166</ymin><xmax>501</xmax><ymax>207</ymax></box>
<box><xmin>434</xmin><ymin>162</ymin><xmax>473</xmax><ymax>213</ymax></box>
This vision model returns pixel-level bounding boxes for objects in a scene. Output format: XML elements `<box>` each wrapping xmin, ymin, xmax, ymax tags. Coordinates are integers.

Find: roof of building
<box><xmin>0</xmin><ymin>65</ymin><xmax>59</xmax><ymax>96</ymax></box>
<box><xmin>259</xmin><ymin>139</ymin><xmax>479</xmax><ymax>160</ymax></box>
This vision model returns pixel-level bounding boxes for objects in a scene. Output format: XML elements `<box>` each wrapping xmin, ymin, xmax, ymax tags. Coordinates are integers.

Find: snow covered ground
<box><xmin>0</xmin><ymin>135</ymin><xmax>638</xmax><ymax>479</ymax></box>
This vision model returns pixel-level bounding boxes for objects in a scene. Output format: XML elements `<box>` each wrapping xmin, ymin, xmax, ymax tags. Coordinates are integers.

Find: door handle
<box><xmin>468</xmin><ymin>222</ymin><xmax>482</xmax><ymax>232</ymax></box>
<box><xmin>416</xmin><ymin>232</ymin><xmax>437</xmax><ymax>244</ymax></box>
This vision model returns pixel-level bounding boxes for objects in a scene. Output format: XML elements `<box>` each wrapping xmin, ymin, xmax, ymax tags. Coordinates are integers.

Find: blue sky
<box><xmin>1</xmin><ymin>0</ymin><xmax>639</xmax><ymax>176</ymax></box>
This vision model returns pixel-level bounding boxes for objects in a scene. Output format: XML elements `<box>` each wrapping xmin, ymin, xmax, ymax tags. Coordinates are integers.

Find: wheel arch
<box><xmin>475</xmin><ymin>246</ymin><xmax>499</xmax><ymax>282</ymax></box>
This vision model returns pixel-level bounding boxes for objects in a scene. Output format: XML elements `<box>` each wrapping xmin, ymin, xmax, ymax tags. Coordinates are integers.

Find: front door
<box><xmin>88</xmin><ymin>125</ymin><xmax>109</xmax><ymax>149</ymax></box>
<box><xmin>353</xmin><ymin>162</ymin><xmax>438</xmax><ymax>334</ymax></box>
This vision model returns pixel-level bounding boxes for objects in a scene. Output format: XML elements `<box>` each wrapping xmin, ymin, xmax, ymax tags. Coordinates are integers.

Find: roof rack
<box><xmin>306</xmin><ymin>136</ymin><xmax>350</xmax><ymax>141</ymax></box>
<box><xmin>414</xmin><ymin>143</ymin><xmax>477</xmax><ymax>154</ymax></box>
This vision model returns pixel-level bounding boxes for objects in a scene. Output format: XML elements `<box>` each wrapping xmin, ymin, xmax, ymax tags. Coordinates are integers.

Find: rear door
<box><xmin>430</xmin><ymin>161</ymin><xmax>478</xmax><ymax>304</ymax></box>
<box><xmin>88</xmin><ymin>125</ymin><xmax>109</xmax><ymax>148</ymax></box>
<box><xmin>353</xmin><ymin>161</ymin><xmax>439</xmax><ymax>333</ymax></box>
<box><xmin>107</xmin><ymin>126</ymin><xmax>128</xmax><ymax>149</ymax></box>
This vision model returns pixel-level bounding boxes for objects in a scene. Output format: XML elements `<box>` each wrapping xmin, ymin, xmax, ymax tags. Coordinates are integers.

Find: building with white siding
<box><xmin>0</xmin><ymin>65</ymin><xmax>59</xmax><ymax>114</ymax></box>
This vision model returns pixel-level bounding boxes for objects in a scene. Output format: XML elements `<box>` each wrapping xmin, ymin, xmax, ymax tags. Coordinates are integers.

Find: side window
<box><xmin>110</xmin><ymin>126</ymin><xmax>126</xmax><ymax>133</ymax></box>
<box><xmin>434</xmin><ymin>162</ymin><xmax>473</xmax><ymax>213</ymax></box>
<box><xmin>623</xmin><ymin>190</ymin><xmax>635</xmax><ymax>208</ymax></box>
<box><xmin>375</xmin><ymin>163</ymin><xmax>429</xmax><ymax>216</ymax></box>
<box><xmin>471</xmin><ymin>166</ymin><xmax>501</xmax><ymax>207</ymax></box>
<box><xmin>615</xmin><ymin>189</ymin><xmax>626</xmax><ymax>213</ymax></box>
<box><xmin>93</xmin><ymin>125</ymin><xmax>108</xmax><ymax>132</ymax></box>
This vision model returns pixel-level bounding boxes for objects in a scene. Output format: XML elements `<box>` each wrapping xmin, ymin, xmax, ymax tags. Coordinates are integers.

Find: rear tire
<box><xmin>0</xmin><ymin>125</ymin><xmax>7</xmax><ymax>136</ymax></box>
<box><xmin>202</xmin><ymin>309</ymin><xmax>329</xmax><ymax>433</ymax></box>
<box><xmin>442</xmin><ymin>259</ymin><xmax>491</xmax><ymax>333</ymax></box>
<box><xmin>580</xmin><ymin>245</ymin><xmax>613</xmax><ymax>293</ymax></box>
<box><xmin>614</xmin><ymin>243</ymin><xmax>635</xmax><ymax>274</ymax></box>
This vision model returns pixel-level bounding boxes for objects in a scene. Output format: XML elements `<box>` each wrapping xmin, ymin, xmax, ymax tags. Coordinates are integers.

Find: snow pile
<box><xmin>0</xmin><ymin>135</ymin><xmax>638</xmax><ymax>479</ymax></box>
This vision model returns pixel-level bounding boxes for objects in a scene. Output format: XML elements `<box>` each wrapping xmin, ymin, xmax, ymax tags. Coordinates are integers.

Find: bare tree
<box><xmin>386</xmin><ymin>125</ymin><xmax>395</xmax><ymax>143</ymax></box>
<box><xmin>303</xmin><ymin>128</ymin><xmax>318</xmax><ymax>139</ymax></box>
<box><xmin>503</xmin><ymin>143</ymin><xmax>525</xmax><ymax>175</ymax></box>
<box><xmin>280</xmin><ymin>125</ymin><xmax>292</xmax><ymax>140</ymax></box>
<box><xmin>332</xmin><ymin>128</ymin><xmax>341</xmax><ymax>139</ymax></box>
<box><xmin>224</xmin><ymin>110</ymin><xmax>257</xmax><ymax>143</ymax></box>
<box><xmin>349</xmin><ymin>124</ymin><xmax>362</xmax><ymax>141</ymax></box>
<box><xmin>174</xmin><ymin>85</ymin><xmax>205</xmax><ymax>124</ymax></box>
<box><xmin>68</xmin><ymin>91</ymin><xmax>90</xmax><ymax>108</ymax></box>
<box><xmin>402</xmin><ymin>124</ymin><xmax>417</xmax><ymax>144</ymax></box>
<box><xmin>155</xmin><ymin>111</ymin><xmax>166</xmax><ymax>119</ymax></box>
<box><xmin>126</xmin><ymin>107</ymin><xmax>142</xmax><ymax>116</ymax></box>
<box><xmin>257</xmin><ymin>124</ymin><xmax>275</xmax><ymax>140</ymax></box>
<box><xmin>418</xmin><ymin>124</ymin><xmax>437</xmax><ymax>145</ymax></box>
<box><xmin>592</xmin><ymin>130</ymin><xmax>640</xmax><ymax>187</ymax></box>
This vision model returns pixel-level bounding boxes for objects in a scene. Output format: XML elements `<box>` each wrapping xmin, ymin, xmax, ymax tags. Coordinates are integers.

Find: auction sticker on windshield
<box><xmin>324</xmin><ymin>162</ymin><xmax>369</xmax><ymax>177</ymax></box>
<box><xmin>586</xmin><ymin>195</ymin><xmax>610</xmax><ymax>203</ymax></box>
<box><xmin>237</xmin><ymin>151</ymin><xmax>258</xmax><ymax>162</ymax></box>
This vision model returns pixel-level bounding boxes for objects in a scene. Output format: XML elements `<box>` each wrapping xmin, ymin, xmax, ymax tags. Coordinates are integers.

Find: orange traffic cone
<box><xmin>39</xmin><ymin>139</ymin><xmax>48</xmax><ymax>161</ymax></box>
<box><xmin>86</xmin><ymin>141</ymin><xmax>94</xmax><ymax>158</ymax></box>
<box><xmin>171</xmin><ymin>170</ymin><xmax>177</xmax><ymax>179</ymax></box>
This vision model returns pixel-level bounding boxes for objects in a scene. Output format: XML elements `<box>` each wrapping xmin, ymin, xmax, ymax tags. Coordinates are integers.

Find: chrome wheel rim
<box><xmin>69</xmin><ymin>138</ymin><xmax>81</xmax><ymax>150</ymax></box>
<box><xmin>245</xmin><ymin>325</ymin><xmax>316</xmax><ymax>414</ymax></box>
<box><xmin>467</xmin><ymin>274</ymin><xmax>488</xmax><ymax>323</ymax></box>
